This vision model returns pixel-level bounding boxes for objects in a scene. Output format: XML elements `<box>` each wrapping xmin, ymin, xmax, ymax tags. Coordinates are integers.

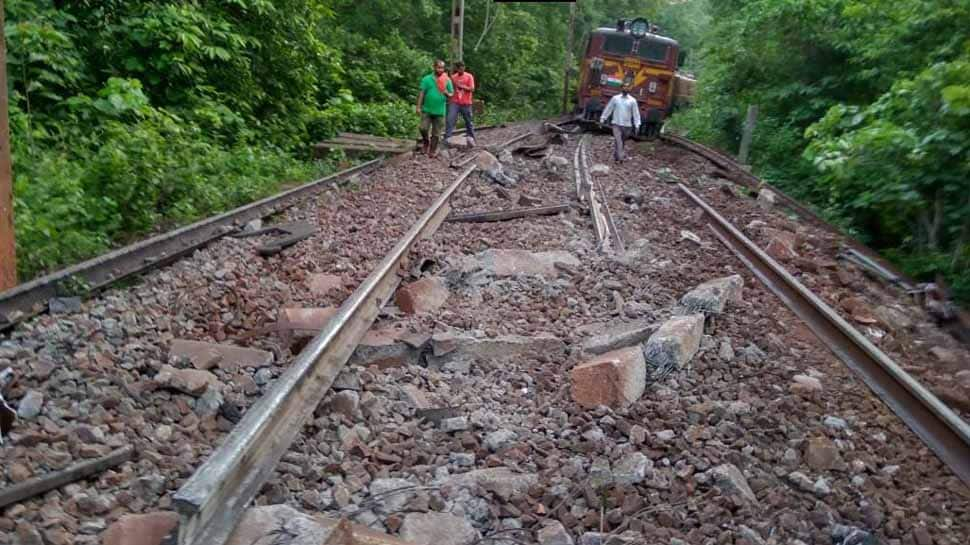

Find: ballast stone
<box><xmin>103</xmin><ymin>512</ymin><xmax>178</xmax><ymax>545</ymax></box>
<box><xmin>709</xmin><ymin>464</ymin><xmax>759</xmax><ymax>505</ymax></box>
<box><xmin>570</xmin><ymin>346</ymin><xmax>646</xmax><ymax>409</ymax></box>
<box><xmin>427</xmin><ymin>330</ymin><xmax>566</xmax><ymax>370</ymax></box>
<box><xmin>444</xmin><ymin>467</ymin><xmax>538</xmax><ymax>501</ymax></box>
<box><xmin>400</xmin><ymin>512</ymin><xmax>479</xmax><ymax>545</ymax></box>
<box><xmin>680</xmin><ymin>275</ymin><xmax>744</xmax><ymax>314</ymax></box>
<box><xmin>225</xmin><ymin>505</ymin><xmax>410</xmax><ymax>545</ymax></box>
<box><xmin>642</xmin><ymin>314</ymin><xmax>705</xmax><ymax>368</ymax></box>
<box><xmin>537</xmin><ymin>521</ymin><xmax>574</xmax><ymax>545</ymax></box>
<box><xmin>395</xmin><ymin>277</ymin><xmax>450</xmax><ymax>315</ymax></box>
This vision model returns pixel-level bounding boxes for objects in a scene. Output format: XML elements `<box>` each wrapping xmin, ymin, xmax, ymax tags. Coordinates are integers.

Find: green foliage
<box><xmin>671</xmin><ymin>0</ymin><xmax>970</xmax><ymax>301</ymax></box>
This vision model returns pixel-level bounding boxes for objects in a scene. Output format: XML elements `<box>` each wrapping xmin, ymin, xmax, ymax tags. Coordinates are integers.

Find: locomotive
<box><xmin>575</xmin><ymin>18</ymin><xmax>693</xmax><ymax>139</ymax></box>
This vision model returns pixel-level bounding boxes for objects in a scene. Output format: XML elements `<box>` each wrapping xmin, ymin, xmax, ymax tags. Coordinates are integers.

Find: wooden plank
<box><xmin>0</xmin><ymin>446</ymin><xmax>134</xmax><ymax>508</ymax></box>
<box><xmin>314</xmin><ymin>143</ymin><xmax>412</xmax><ymax>154</ymax></box>
<box><xmin>446</xmin><ymin>204</ymin><xmax>571</xmax><ymax>223</ymax></box>
<box><xmin>336</xmin><ymin>133</ymin><xmax>411</xmax><ymax>145</ymax></box>
<box><xmin>0</xmin><ymin>3</ymin><xmax>16</xmax><ymax>291</ymax></box>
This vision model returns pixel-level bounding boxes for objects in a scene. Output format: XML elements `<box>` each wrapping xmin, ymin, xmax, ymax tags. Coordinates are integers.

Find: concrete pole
<box><xmin>0</xmin><ymin>1</ymin><xmax>17</xmax><ymax>291</ymax></box>
<box><xmin>561</xmin><ymin>2</ymin><xmax>577</xmax><ymax>114</ymax></box>
<box><xmin>451</xmin><ymin>0</ymin><xmax>465</xmax><ymax>63</ymax></box>
<box><xmin>738</xmin><ymin>104</ymin><xmax>759</xmax><ymax>165</ymax></box>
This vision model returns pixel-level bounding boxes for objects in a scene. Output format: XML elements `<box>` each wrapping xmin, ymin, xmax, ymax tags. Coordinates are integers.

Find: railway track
<box><xmin>2</xmin><ymin>123</ymin><xmax>968</xmax><ymax>545</ymax></box>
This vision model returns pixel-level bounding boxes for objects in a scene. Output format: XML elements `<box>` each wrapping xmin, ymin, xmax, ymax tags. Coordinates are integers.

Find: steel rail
<box><xmin>173</xmin><ymin>165</ymin><xmax>478</xmax><ymax>545</ymax></box>
<box><xmin>661</xmin><ymin>133</ymin><xmax>916</xmax><ymax>289</ymax></box>
<box><xmin>574</xmin><ymin>135</ymin><xmax>624</xmax><ymax>253</ymax></box>
<box><xmin>679</xmin><ymin>183</ymin><xmax>970</xmax><ymax>485</ymax></box>
<box><xmin>0</xmin><ymin>158</ymin><xmax>386</xmax><ymax>330</ymax></box>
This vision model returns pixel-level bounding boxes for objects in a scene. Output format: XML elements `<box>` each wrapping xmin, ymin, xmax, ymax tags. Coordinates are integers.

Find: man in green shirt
<box><xmin>417</xmin><ymin>60</ymin><xmax>453</xmax><ymax>158</ymax></box>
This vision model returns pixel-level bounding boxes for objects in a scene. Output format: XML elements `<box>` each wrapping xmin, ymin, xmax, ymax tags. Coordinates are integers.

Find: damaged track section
<box><xmin>679</xmin><ymin>183</ymin><xmax>970</xmax><ymax>486</ymax></box>
<box><xmin>574</xmin><ymin>135</ymin><xmax>624</xmax><ymax>253</ymax></box>
<box><xmin>172</xmin><ymin>165</ymin><xmax>478</xmax><ymax>545</ymax></box>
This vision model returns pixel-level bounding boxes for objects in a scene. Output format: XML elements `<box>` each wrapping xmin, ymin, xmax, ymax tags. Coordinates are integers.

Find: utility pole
<box><xmin>561</xmin><ymin>2</ymin><xmax>577</xmax><ymax>114</ymax></box>
<box><xmin>0</xmin><ymin>0</ymin><xmax>17</xmax><ymax>291</ymax></box>
<box><xmin>451</xmin><ymin>0</ymin><xmax>465</xmax><ymax>63</ymax></box>
<box><xmin>738</xmin><ymin>104</ymin><xmax>759</xmax><ymax>166</ymax></box>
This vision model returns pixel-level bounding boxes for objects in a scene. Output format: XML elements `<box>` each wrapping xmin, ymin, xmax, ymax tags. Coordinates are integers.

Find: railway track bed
<box><xmin>1</xmin><ymin>123</ymin><xmax>968</xmax><ymax>545</ymax></box>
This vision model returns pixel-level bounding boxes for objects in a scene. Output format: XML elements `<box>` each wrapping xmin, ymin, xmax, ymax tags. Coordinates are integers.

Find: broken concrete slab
<box><xmin>427</xmin><ymin>330</ymin><xmax>566</xmax><ymax>371</ymax></box>
<box><xmin>169</xmin><ymin>339</ymin><xmax>273</xmax><ymax>371</ymax></box>
<box><xmin>400</xmin><ymin>512</ymin><xmax>479</xmax><ymax>545</ymax></box>
<box><xmin>462</xmin><ymin>249</ymin><xmax>580</xmax><ymax>280</ymax></box>
<box><xmin>642</xmin><ymin>314</ymin><xmax>705</xmax><ymax>368</ymax></box>
<box><xmin>582</xmin><ymin>320</ymin><xmax>657</xmax><ymax>355</ymax></box>
<box><xmin>570</xmin><ymin>346</ymin><xmax>646</xmax><ymax>409</ymax></box>
<box><xmin>444</xmin><ymin>467</ymin><xmax>539</xmax><ymax>501</ymax></box>
<box><xmin>395</xmin><ymin>277</ymin><xmax>450</xmax><ymax>315</ymax></box>
<box><xmin>680</xmin><ymin>275</ymin><xmax>744</xmax><ymax>314</ymax></box>
<box><xmin>226</xmin><ymin>504</ymin><xmax>410</xmax><ymax>545</ymax></box>
<box><xmin>349</xmin><ymin>326</ymin><xmax>423</xmax><ymax>369</ymax></box>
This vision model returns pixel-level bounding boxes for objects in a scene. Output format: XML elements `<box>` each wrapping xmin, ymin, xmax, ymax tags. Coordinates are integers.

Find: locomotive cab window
<box><xmin>637</xmin><ymin>40</ymin><xmax>669</xmax><ymax>63</ymax></box>
<box><xmin>604</xmin><ymin>35</ymin><xmax>634</xmax><ymax>55</ymax></box>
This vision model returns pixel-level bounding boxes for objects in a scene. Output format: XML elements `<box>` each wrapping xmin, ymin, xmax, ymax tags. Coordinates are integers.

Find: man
<box><xmin>417</xmin><ymin>60</ymin><xmax>453</xmax><ymax>158</ymax></box>
<box><xmin>445</xmin><ymin>61</ymin><xmax>476</xmax><ymax>144</ymax></box>
<box><xmin>599</xmin><ymin>83</ymin><xmax>641</xmax><ymax>162</ymax></box>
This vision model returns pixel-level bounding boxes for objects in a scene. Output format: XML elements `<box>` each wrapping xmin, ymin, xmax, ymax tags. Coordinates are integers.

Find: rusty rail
<box><xmin>173</xmin><ymin>165</ymin><xmax>478</xmax><ymax>545</ymax></box>
<box><xmin>0</xmin><ymin>158</ymin><xmax>386</xmax><ymax>330</ymax></box>
<box><xmin>679</xmin><ymin>183</ymin><xmax>970</xmax><ymax>486</ymax></box>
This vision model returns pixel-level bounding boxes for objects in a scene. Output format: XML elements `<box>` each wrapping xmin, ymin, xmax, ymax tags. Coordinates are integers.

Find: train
<box><xmin>575</xmin><ymin>18</ymin><xmax>694</xmax><ymax>139</ymax></box>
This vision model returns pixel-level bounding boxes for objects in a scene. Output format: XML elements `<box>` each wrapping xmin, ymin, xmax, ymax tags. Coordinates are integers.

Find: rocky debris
<box><xmin>709</xmin><ymin>464</ymin><xmax>759</xmax><ymax>505</ymax></box>
<box><xmin>227</xmin><ymin>505</ymin><xmax>409</xmax><ymax>545</ymax></box>
<box><xmin>48</xmin><ymin>296</ymin><xmax>82</xmax><ymax>314</ymax></box>
<box><xmin>461</xmin><ymin>249</ymin><xmax>580</xmax><ymax>280</ymax></box>
<box><xmin>764</xmin><ymin>228</ymin><xmax>799</xmax><ymax>260</ymax></box>
<box><xmin>642</xmin><ymin>314</ymin><xmax>704</xmax><ymax>368</ymax></box>
<box><xmin>543</xmin><ymin>154</ymin><xmax>569</xmax><ymax>175</ymax></box>
<box><xmin>718</xmin><ymin>340</ymin><xmax>735</xmax><ymax>361</ymax></box>
<box><xmin>787</xmin><ymin>471</ymin><xmax>815</xmax><ymax>493</ymax></box>
<box><xmin>588</xmin><ymin>458</ymin><xmax>613</xmax><ymax>489</ymax></box>
<box><xmin>395</xmin><ymin>277</ymin><xmax>450</xmax><ymax>315</ymax></box>
<box><xmin>102</xmin><ymin>512</ymin><xmax>178</xmax><ymax>545</ymax></box>
<box><xmin>475</xmin><ymin>151</ymin><xmax>517</xmax><ymax>186</ymax></box>
<box><xmin>756</xmin><ymin>188</ymin><xmax>776</xmax><ymax>209</ymax></box>
<box><xmin>329</xmin><ymin>390</ymin><xmax>360</xmax><ymax>418</ymax></box>
<box><xmin>873</xmin><ymin>305</ymin><xmax>913</xmax><ymax>332</ymax></box>
<box><xmin>350</xmin><ymin>326</ymin><xmax>423</xmax><ymax>369</ymax></box>
<box><xmin>400</xmin><ymin>512</ymin><xmax>479</xmax><ymax>545</ymax></box>
<box><xmin>444</xmin><ymin>468</ymin><xmax>538</xmax><ymax>501</ymax></box>
<box><xmin>581</xmin><ymin>320</ymin><xmax>657</xmax><ymax>355</ymax></box>
<box><xmin>484</xmin><ymin>429</ymin><xmax>518</xmax><ymax>452</ymax></box>
<box><xmin>441</xmin><ymin>416</ymin><xmax>469</xmax><ymax>433</ymax></box>
<box><xmin>427</xmin><ymin>330</ymin><xmax>566</xmax><ymax>372</ymax></box>
<box><xmin>537</xmin><ymin>521</ymin><xmax>574</xmax><ymax>545</ymax></box>
<box><xmin>369</xmin><ymin>478</ymin><xmax>419</xmax><ymax>515</ymax></box>
<box><xmin>613</xmin><ymin>452</ymin><xmax>651</xmax><ymax>485</ymax></box>
<box><xmin>680</xmin><ymin>275</ymin><xmax>744</xmax><ymax>314</ymax></box>
<box><xmin>278</xmin><ymin>307</ymin><xmax>338</xmax><ymax>338</ymax></box>
<box><xmin>590</xmin><ymin>164</ymin><xmax>610</xmax><ymax>175</ymax></box>
<box><xmin>840</xmin><ymin>297</ymin><xmax>878</xmax><ymax>325</ymax></box>
<box><xmin>153</xmin><ymin>365</ymin><xmax>222</xmax><ymax>396</ymax></box>
<box><xmin>804</xmin><ymin>436</ymin><xmax>843</xmax><ymax>471</ymax></box>
<box><xmin>307</xmin><ymin>273</ymin><xmax>344</xmax><ymax>296</ymax></box>
<box><xmin>791</xmin><ymin>374</ymin><xmax>823</xmax><ymax>394</ymax></box>
<box><xmin>169</xmin><ymin>339</ymin><xmax>273</xmax><ymax>371</ymax></box>
<box><xmin>447</xmin><ymin>135</ymin><xmax>475</xmax><ymax>149</ymax></box>
<box><xmin>570</xmin><ymin>346</ymin><xmax>646</xmax><ymax>409</ymax></box>
<box><xmin>16</xmin><ymin>389</ymin><xmax>44</xmax><ymax>419</ymax></box>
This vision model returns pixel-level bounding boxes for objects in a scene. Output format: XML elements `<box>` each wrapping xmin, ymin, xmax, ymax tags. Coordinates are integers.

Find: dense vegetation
<box><xmin>9</xmin><ymin>1</ymin><xmax>967</xmax><ymax>303</ymax></box>
<box><xmin>671</xmin><ymin>0</ymin><xmax>970</xmax><ymax>301</ymax></box>
<box><xmin>6</xmin><ymin>0</ymin><xmax>691</xmax><ymax>279</ymax></box>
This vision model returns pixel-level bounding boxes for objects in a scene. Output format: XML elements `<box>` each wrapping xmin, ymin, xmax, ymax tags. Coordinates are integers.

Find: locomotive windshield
<box><xmin>637</xmin><ymin>40</ymin><xmax>669</xmax><ymax>62</ymax></box>
<box><xmin>601</xmin><ymin>33</ymin><xmax>669</xmax><ymax>63</ymax></box>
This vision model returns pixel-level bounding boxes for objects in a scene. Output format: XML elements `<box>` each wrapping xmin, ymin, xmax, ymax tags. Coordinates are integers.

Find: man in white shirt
<box><xmin>599</xmin><ymin>83</ymin><xmax>641</xmax><ymax>162</ymax></box>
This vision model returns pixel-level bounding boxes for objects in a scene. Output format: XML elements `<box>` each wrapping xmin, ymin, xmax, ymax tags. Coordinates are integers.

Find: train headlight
<box><xmin>630</xmin><ymin>18</ymin><xmax>649</xmax><ymax>38</ymax></box>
